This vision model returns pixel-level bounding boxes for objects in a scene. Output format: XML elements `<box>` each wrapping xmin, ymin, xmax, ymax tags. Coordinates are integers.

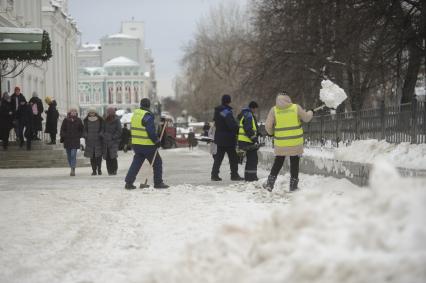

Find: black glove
<box><xmin>155</xmin><ymin>141</ymin><xmax>161</xmax><ymax>148</ymax></box>
<box><xmin>251</xmin><ymin>136</ymin><xmax>259</xmax><ymax>144</ymax></box>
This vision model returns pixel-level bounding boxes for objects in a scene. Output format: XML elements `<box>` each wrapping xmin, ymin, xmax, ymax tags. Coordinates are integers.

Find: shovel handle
<box><xmin>314</xmin><ymin>104</ymin><xmax>326</xmax><ymax>112</ymax></box>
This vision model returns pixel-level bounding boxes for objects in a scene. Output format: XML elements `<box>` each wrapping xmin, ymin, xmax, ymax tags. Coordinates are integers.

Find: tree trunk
<box><xmin>401</xmin><ymin>40</ymin><xmax>422</xmax><ymax>104</ymax></box>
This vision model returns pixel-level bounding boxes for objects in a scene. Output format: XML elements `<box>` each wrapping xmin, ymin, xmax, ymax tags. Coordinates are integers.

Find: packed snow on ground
<box><xmin>1</xmin><ymin>148</ymin><xmax>424</xmax><ymax>283</ymax></box>
<box><xmin>0</xmin><ymin>148</ymin><xmax>319</xmax><ymax>283</ymax></box>
<box><xmin>143</xmin><ymin>161</ymin><xmax>426</xmax><ymax>283</ymax></box>
<box><xmin>319</xmin><ymin>79</ymin><xmax>347</xmax><ymax>109</ymax></box>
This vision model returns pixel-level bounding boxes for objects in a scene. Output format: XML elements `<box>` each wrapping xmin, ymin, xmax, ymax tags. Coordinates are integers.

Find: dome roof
<box><xmin>103</xmin><ymin>56</ymin><xmax>139</xmax><ymax>68</ymax></box>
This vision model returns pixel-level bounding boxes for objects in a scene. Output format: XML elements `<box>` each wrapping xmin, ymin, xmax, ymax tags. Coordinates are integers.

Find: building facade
<box><xmin>0</xmin><ymin>0</ymin><xmax>79</xmax><ymax>115</ymax></box>
<box><xmin>77</xmin><ymin>20</ymin><xmax>158</xmax><ymax>117</ymax></box>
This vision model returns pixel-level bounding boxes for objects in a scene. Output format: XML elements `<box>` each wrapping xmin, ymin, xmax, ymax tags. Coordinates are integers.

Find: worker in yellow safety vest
<box><xmin>237</xmin><ymin>101</ymin><xmax>260</xmax><ymax>181</ymax></box>
<box><xmin>124</xmin><ymin>98</ymin><xmax>169</xmax><ymax>190</ymax></box>
<box><xmin>263</xmin><ymin>92</ymin><xmax>314</xmax><ymax>192</ymax></box>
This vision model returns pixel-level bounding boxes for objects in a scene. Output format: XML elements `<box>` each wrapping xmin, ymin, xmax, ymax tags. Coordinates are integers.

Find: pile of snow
<box><xmin>319</xmin><ymin>80</ymin><xmax>347</xmax><ymax>109</ymax></box>
<box><xmin>333</xmin><ymin>139</ymin><xmax>426</xmax><ymax>169</ymax></box>
<box><xmin>143</xmin><ymin>162</ymin><xmax>426</xmax><ymax>283</ymax></box>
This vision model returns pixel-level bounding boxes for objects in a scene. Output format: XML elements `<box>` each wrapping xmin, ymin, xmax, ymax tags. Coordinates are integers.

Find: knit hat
<box><xmin>221</xmin><ymin>94</ymin><xmax>231</xmax><ymax>105</ymax></box>
<box><xmin>248</xmin><ymin>101</ymin><xmax>258</xmax><ymax>109</ymax></box>
<box><xmin>87</xmin><ymin>107</ymin><xmax>97</xmax><ymax>114</ymax></box>
<box><xmin>140</xmin><ymin>98</ymin><xmax>151</xmax><ymax>108</ymax></box>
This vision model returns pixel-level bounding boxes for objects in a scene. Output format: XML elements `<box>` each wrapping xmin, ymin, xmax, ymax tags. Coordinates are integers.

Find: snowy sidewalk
<box><xmin>0</xmin><ymin>148</ymin><xmax>424</xmax><ymax>283</ymax></box>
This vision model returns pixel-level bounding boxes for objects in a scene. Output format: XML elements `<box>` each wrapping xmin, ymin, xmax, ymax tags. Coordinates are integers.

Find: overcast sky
<box><xmin>68</xmin><ymin>0</ymin><xmax>247</xmax><ymax>98</ymax></box>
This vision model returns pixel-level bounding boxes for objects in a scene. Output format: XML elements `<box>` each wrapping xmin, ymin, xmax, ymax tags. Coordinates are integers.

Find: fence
<box><xmin>304</xmin><ymin>98</ymin><xmax>426</xmax><ymax>146</ymax></box>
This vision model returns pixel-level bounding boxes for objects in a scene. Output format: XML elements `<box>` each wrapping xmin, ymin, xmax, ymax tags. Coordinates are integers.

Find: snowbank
<box><xmin>319</xmin><ymin>80</ymin><xmax>347</xmax><ymax>109</ymax></box>
<box><xmin>333</xmin><ymin>140</ymin><xmax>426</xmax><ymax>169</ymax></box>
<box><xmin>144</xmin><ymin>163</ymin><xmax>426</xmax><ymax>283</ymax></box>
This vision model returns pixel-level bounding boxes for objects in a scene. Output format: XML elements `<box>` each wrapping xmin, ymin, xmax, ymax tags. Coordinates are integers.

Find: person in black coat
<box><xmin>210</xmin><ymin>94</ymin><xmax>243</xmax><ymax>181</ymax></box>
<box><xmin>10</xmin><ymin>86</ymin><xmax>27</xmax><ymax>147</ymax></box>
<box><xmin>0</xmin><ymin>92</ymin><xmax>13</xmax><ymax>150</ymax></box>
<box><xmin>29</xmin><ymin>92</ymin><xmax>44</xmax><ymax>140</ymax></box>
<box><xmin>22</xmin><ymin>102</ymin><xmax>35</xmax><ymax>150</ymax></box>
<box><xmin>45</xmin><ymin>99</ymin><xmax>59</xmax><ymax>144</ymax></box>
<box><xmin>60</xmin><ymin>109</ymin><xmax>84</xmax><ymax>176</ymax></box>
<box><xmin>120</xmin><ymin>123</ymin><xmax>131</xmax><ymax>152</ymax></box>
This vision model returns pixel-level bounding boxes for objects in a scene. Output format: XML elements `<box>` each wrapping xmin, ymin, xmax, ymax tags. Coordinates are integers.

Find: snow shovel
<box><xmin>139</xmin><ymin>120</ymin><xmax>168</xmax><ymax>189</ymax></box>
<box><xmin>313</xmin><ymin>80</ymin><xmax>347</xmax><ymax>112</ymax></box>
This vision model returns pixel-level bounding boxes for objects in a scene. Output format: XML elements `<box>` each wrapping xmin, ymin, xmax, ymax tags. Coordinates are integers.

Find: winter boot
<box><xmin>290</xmin><ymin>177</ymin><xmax>299</xmax><ymax>192</ymax></box>
<box><xmin>91</xmin><ymin>170</ymin><xmax>97</xmax><ymax>176</ymax></box>
<box><xmin>211</xmin><ymin>175</ymin><xmax>222</xmax><ymax>181</ymax></box>
<box><xmin>125</xmin><ymin>183</ymin><xmax>137</xmax><ymax>190</ymax></box>
<box><xmin>98</xmin><ymin>169</ymin><xmax>102</xmax><ymax>176</ymax></box>
<box><xmin>70</xmin><ymin>168</ymin><xmax>75</xmax><ymax>177</ymax></box>
<box><xmin>263</xmin><ymin>175</ymin><xmax>277</xmax><ymax>192</ymax></box>
<box><xmin>154</xmin><ymin>182</ymin><xmax>170</xmax><ymax>189</ymax></box>
<box><xmin>231</xmin><ymin>174</ymin><xmax>244</xmax><ymax>181</ymax></box>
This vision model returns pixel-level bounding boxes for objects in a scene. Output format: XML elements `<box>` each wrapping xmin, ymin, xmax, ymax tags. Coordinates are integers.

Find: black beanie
<box><xmin>248</xmin><ymin>101</ymin><xmax>258</xmax><ymax>109</ymax></box>
<box><xmin>221</xmin><ymin>94</ymin><xmax>231</xmax><ymax>105</ymax></box>
<box><xmin>140</xmin><ymin>98</ymin><xmax>151</xmax><ymax>108</ymax></box>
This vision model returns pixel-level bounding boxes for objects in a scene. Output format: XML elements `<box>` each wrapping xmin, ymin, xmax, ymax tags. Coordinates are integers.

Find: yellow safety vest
<box><xmin>274</xmin><ymin>104</ymin><xmax>303</xmax><ymax>147</ymax></box>
<box><xmin>238</xmin><ymin>113</ymin><xmax>257</xmax><ymax>143</ymax></box>
<box><xmin>131</xmin><ymin>109</ymin><xmax>155</xmax><ymax>146</ymax></box>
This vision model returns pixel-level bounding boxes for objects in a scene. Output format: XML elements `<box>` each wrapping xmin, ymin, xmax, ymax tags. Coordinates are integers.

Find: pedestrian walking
<box><xmin>60</xmin><ymin>109</ymin><xmax>84</xmax><ymax>176</ymax></box>
<box><xmin>263</xmin><ymin>92</ymin><xmax>313</xmax><ymax>192</ymax></box>
<box><xmin>120</xmin><ymin>123</ymin><xmax>131</xmax><ymax>152</ymax></box>
<box><xmin>103</xmin><ymin>107</ymin><xmax>122</xmax><ymax>175</ymax></box>
<box><xmin>202</xmin><ymin>121</ymin><xmax>210</xmax><ymax>137</ymax></box>
<box><xmin>0</xmin><ymin>92</ymin><xmax>13</xmax><ymax>150</ymax></box>
<box><xmin>10</xmin><ymin>86</ymin><xmax>27</xmax><ymax>147</ymax></box>
<box><xmin>44</xmin><ymin>97</ymin><xmax>59</xmax><ymax>144</ymax></box>
<box><xmin>83</xmin><ymin>108</ymin><xmax>104</xmax><ymax>176</ymax></box>
<box><xmin>188</xmin><ymin>129</ymin><xmax>196</xmax><ymax>150</ymax></box>
<box><xmin>210</xmin><ymin>94</ymin><xmax>243</xmax><ymax>181</ymax></box>
<box><xmin>29</xmin><ymin>92</ymin><xmax>44</xmax><ymax>140</ymax></box>
<box><xmin>237</xmin><ymin>101</ymin><xmax>260</xmax><ymax>182</ymax></box>
<box><xmin>124</xmin><ymin>98</ymin><xmax>169</xmax><ymax>189</ymax></box>
<box><xmin>22</xmin><ymin>102</ymin><xmax>35</xmax><ymax>150</ymax></box>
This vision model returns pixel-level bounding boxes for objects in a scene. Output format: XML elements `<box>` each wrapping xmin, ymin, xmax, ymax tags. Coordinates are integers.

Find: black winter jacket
<box><xmin>45</xmin><ymin>101</ymin><xmax>59</xmax><ymax>134</ymax></box>
<box><xmin>10</xmin><ymin>93</ymin><xmax>27</xmax><ymax>119</ymax></box>
<box><xmin>213</xmin><ymin>104</ymin><xmax>238</xmax><ymax>147</ymax></box>
<box><xmin>60</xmin><ymin>117</ymin><xmax>84</xmax><ymax>149</ymax></box>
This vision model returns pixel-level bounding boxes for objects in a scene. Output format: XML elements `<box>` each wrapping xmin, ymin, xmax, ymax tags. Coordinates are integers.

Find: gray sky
<box><xmin>68</xmin><ymin>0</ymin><xmax>247</xmax><ymax>98</ymax></box>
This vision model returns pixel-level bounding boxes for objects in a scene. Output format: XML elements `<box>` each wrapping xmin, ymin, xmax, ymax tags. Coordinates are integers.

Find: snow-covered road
<box><xmin>0</xmin><ymin>148</ymin><xmax>425</xmax><ymax>283</ymax></box>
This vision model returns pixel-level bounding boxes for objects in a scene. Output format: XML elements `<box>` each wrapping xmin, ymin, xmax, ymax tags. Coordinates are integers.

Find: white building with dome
<box><xmin>77</xmin><ymin>20</ymin><xmax>157</xmax><ymax>117</ymax></box>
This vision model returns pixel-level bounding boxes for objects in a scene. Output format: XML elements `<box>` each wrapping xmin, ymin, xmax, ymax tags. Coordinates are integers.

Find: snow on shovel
<box><xmin>314</xmin><ymin>79</ymin><xmax>347</xmax><ymax>111</ymax></box>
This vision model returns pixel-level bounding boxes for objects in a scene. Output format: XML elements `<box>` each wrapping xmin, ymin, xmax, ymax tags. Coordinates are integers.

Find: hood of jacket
<box><xmin>276</xmin><ymin>94</ymin><xmax>292</xmax><ymax>109</ymax></box>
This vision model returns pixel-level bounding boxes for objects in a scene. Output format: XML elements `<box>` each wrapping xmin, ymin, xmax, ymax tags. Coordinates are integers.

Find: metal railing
<box><xmin>303</xmin><ymin>98</ymin><xmax>426</xmax><ymax>146</ymax></box>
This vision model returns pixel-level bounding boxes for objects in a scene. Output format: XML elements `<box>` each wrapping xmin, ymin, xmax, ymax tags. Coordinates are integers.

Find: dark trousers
<box><xmin>244</xmin><ymin>149</ymin><xmax>259</xmax><ymax>181</ymax></box>
<box><xmin>1</xmin><ymin>128</ymin><xmax>11</xmax><ymax>149</ymax></box>
<box><xmin>90</xmin><ymin>155</ymin><xmax>102</xmax><ymax>172</ymax></box>
<box><xmin>49</xmin><ymin>133</ymin><xmax>56</xmax><ymax>143</ymax></box>
<box><xmin>125</xmin><ymin>145</ymin><xmax>163</xmax><ymax>185</ymax></box>
<box><xmin>211</xmin><ymin>145</ymin><xmax>239</xmax><ymax>178</ymax></box>
<box><xmin>14</xmin><ymin>118</ymin><xmax>24</xmax><ymax>144</ymax></box>
<box><xmin>270</xmin><ymin>156</ymin><xmax>300</xmax><ymax>179</ymax></box>
<box><xmin>105</xmin><ymin>149</ymin><xmax>118</xmax><ymax>174</ymax></box>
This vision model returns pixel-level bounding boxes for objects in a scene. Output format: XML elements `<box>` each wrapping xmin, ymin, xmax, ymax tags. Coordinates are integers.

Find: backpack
<box><xmin>32</xmin><ymin>103</ymin><xmax>38</xmax><ymax>115</ymax></box>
